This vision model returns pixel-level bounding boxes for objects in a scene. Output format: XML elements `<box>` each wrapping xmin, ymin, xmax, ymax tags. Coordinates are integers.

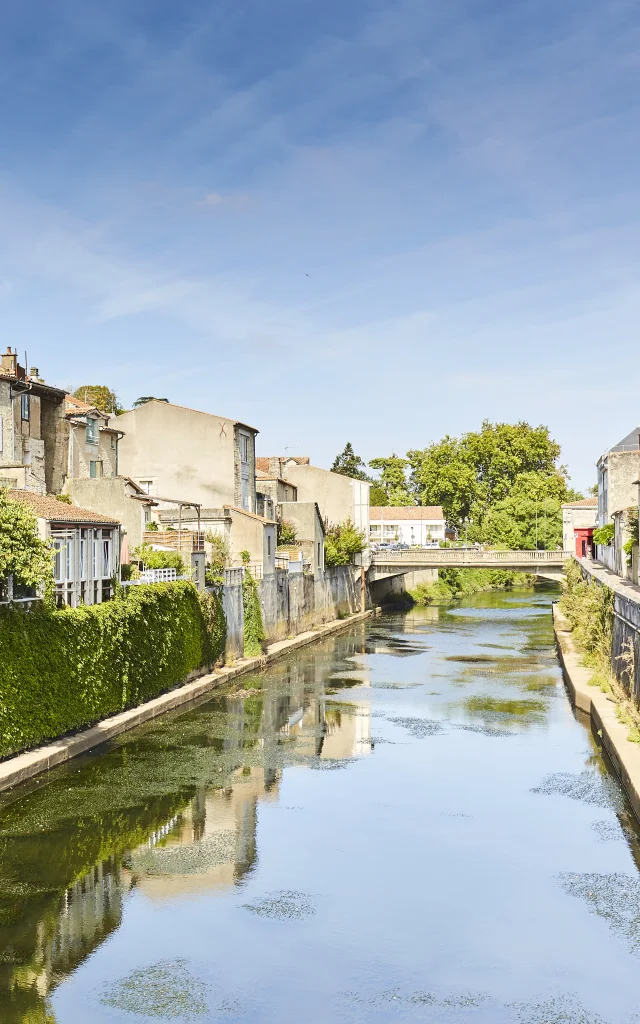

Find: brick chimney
<box><xmin>1</xmin><ymin>347</ymin><xmax>17</xmax><ymax>376</ymax></box>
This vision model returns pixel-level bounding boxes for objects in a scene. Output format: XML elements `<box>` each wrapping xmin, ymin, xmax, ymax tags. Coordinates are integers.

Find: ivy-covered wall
<box><xmin>0</xmin><ymin>582</ymin><xmax>225</xmax><ymax>758</ymax></box>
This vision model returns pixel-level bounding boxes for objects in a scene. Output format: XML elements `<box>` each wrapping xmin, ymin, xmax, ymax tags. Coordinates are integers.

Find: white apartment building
<box><xmin>369</xmin><ymin>506</ymin><xmax>445</xmax><ymax>546</ymax></box>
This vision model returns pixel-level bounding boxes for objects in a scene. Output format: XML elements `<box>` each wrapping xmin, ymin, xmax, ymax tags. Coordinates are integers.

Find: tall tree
<box><xmin>331</xmin><ymin>442</ymin><xmax>370</xmax><ymax>480</ymax></box>
<box><xmin>408</xmin><ymin>421</ymin><xmax>562</xmax><ymax>532</ymax></box>
<box><xmin>368</xmin><ymin>455</ymin><xmax>413</xmax><ymax>506</ymax></box>
<box><xmin>73</xmin><ymin>385</ymin><xmax>122</xmax><ymax>414</ymax></box>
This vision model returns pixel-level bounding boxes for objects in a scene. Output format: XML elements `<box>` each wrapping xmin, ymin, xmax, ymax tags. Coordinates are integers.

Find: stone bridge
<box><xmin>368</xmin><ymin>548</ymin><xmax>572</xmax><ymax>583</ymax></box>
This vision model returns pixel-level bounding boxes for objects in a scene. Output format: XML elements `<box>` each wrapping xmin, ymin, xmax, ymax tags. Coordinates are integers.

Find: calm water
<box><xmin>2</xmin><ymin>586</ymin><xmax>640</xmax><ymax>1023</ymax></box>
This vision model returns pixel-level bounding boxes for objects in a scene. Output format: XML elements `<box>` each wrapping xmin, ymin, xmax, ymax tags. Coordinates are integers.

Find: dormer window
<box><xmin>86</xmin><ymin>417</ymin><xmax>98</xmax><ymax>444</ymax></box>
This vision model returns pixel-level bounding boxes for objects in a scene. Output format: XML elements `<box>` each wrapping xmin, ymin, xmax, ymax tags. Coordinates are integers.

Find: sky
<box><xmin>1</xmin><ymin>0</ymin><xmax>639</xmax><ymax>492</ymax></box>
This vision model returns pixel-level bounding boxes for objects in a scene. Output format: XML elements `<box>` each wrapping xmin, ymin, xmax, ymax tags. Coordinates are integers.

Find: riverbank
<box><xmin>0</xmin><ymin>607</ymin><xmax>374</xmax><ymax>795</ymax></box>
<box><xmin>553</xmin><ymin>602</ymin><xmax>640</xmax><ymax>824</ymax></box>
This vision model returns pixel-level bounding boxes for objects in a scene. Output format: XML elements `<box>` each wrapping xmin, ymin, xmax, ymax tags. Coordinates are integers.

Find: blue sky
<box><xmin>2</xmin><ymin>0</ymin><xmax>639</xmax><ymax>491</ymax></box>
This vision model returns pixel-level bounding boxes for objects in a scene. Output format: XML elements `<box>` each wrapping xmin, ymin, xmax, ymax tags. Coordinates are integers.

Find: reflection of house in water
<box><xmin>1</xmin><ymin>856</ymin><xmax>132</xmax><ymax>1020</ymax></box>
<box><xmin>130</xmin><ymin>767</ymin><xmax>278</xmax><ymax>901</ymax></box>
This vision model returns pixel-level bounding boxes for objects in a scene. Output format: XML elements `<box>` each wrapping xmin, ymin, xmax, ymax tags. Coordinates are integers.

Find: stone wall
<box><xmin>219</xmin><ymin>566</ymin><xmax>362</xmax><ymax>658</ymax></box>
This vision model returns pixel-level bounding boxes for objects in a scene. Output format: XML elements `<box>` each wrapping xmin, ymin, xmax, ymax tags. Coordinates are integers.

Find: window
<box><xmin>239</xmin><ymin>433</ymin><xmax>249</xmax><ymax>463</ymax></box>
<box><xmin>318</xmin><ymin>542</ymin><xmax>321</xmax><ymax>565</ymax></box>
<box><xmin>241</xmin><ymin>474</ymin><xmax>249</xmax><ymax>510</ymax></box>
<box><xmin>139</xmin><ymin>479</ymin><xmax>155</xmax><ymax>495</ymax></box>
<box><xmin>267</xmin><ymin>535</ymin><xmax>272</xmax><ymax>557</ymax></box>
<box><xmin>89</xmin><ymin>460</ymin><xmax>103</xmax><ymax>478</ymax></box>
<box><xmin>21</xmin><ymin>393</ymin><xmax>30</xmax><ymax>421</ymax></box>
<box><xmin>86</xmin><ymin>418</ymin><xmax>98</xmax><ymax>444</ymax></box>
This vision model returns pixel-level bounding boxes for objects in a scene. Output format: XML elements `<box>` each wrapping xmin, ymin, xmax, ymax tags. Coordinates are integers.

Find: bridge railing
<box><xmin>371</xmin><ymin>549</ymin><xmax>573</xmax><ymax>565</ymax></box>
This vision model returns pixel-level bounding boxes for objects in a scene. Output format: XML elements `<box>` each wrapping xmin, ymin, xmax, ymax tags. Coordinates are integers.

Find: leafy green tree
<box><xmin>481</xmin><ymin>471</ymin><xmax>568</xmax><ymax>549</ymax></box>
<box><xmin>408</xmin><ymin>421</ymin><xmax>563</xmax><ymax>533</ymax></box>
<box><xmin>324</xmin><ymin>519</ymin><xmax>366</xmax><ymax>566</ymax></box>
<box><xmin>369</xmin><ymin>455</ymin><xmax>413</xmax><ymax>506</ymax></box>
<box><xmin>369</xmin><ymin>484</ymin><xmax>388</xmax><ymax>506</ymax></box>
<box><xmin>133</xmin><ymin>543</ymin><xmax>185</xmax><ymax>574</ymax></box>
<box><xmin>0</xmin><ymin>492</ymin><xmax>52</xmax><ymax>587</ymax></box>
<box><xmin>331</xmin><ymin>442</ymin><xmax>370</xmax><ymax>480</ymax></box>
<box><xmin>277</xmin><ymin>520</ymin><xmax>297</xmax><ymax>545</ymax></box>
<box><xmin>73</xmin><ymin>385</ymin><xmax>122</xmax><ymax>414</ymax></box>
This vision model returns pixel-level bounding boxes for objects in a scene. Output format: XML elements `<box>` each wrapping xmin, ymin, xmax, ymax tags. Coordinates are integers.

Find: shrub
<box><xmin>146</xmin><ymin>521</ymin><xmax>159</xmax><ymax>532</ymax></box>
<box><xmin>0</xmin><ymin>581</ymin><xmax>226</xmax><ymax>758</ymax></box>
<box><xmin>412</xmin><ymin>568</ymin><xmax>530</xmax><ymax>604</ymax></box>
<box><xmin>324</xmin><ymin>519</ymin><xmax>366</xmax><ymax>566</ymax></box>
<box><xmin>205</xmin><ymin>530</ymin><xmax>230</xmax><ymax>585</ymax></box>
<box><xmin>593</xmin><ymin>524</ymin><xmax>614</xmax><ymax>546</ymax></box>
<box><xmin>242</xmin><ymin>568</ymin><xmax>265</xmax><ymax>657</ymax></box>
<box><xmin>277</xmin><ymin>520</ymin><xmax>297</xmax><ymax>545</ymax></box>
<box><xmin>0</xmin><ymin>491</ymin><xmax>52</xmax><ymax>588</ymax></box>
<box><xmin>133</xmin><ymin>543</ymin><xmax>185</xmax><ymax>575</ymax></box>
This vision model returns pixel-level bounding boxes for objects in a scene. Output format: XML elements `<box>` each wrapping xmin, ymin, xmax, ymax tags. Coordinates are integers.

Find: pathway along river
<box><xmin>2</xmin><ymin>586</ymin><xmax>640</xmax><ymax>1023</ymax></box>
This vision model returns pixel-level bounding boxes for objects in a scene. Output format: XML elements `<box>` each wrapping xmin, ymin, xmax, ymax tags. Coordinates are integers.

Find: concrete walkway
<box><xmin>553</xmin><ymin>603</ymin><xmax>640</xmax><ymax>824</ymax></box>
<box><xmin>579</xmin><ymin>557</ymin><xmax>640</xmax><ymax>603</ymax></box>
<box><xmin>0</xmin><ymin>609</ymin><xmax>374</xmax><ymax>795</ymax></box>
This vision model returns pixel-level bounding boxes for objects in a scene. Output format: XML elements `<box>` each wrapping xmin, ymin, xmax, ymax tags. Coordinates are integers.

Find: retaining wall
<box><xmin>224</xmin><ymin>566</ymin><xmax>362</xmax><ymax>656</ymax></box>
<box><xmin>579</xmin><ymin>559</ymin><xmax>640</xmax><ymax>707</ymax></box>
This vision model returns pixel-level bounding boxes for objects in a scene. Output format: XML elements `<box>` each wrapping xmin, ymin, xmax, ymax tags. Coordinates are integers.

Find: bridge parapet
<box><xmin>369</xmin><ymin>549</ymin><xmax>572</xmax><ymax>579</ymax></box>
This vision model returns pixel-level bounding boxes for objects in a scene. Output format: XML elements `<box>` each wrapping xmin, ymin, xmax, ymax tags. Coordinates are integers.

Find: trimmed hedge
<box><xmin>0</xmin><ymin>581</ymin><xmax>226</xmax><ymax>758</ymax></box>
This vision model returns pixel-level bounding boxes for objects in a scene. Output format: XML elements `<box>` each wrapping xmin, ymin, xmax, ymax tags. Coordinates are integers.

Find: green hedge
<box><xmin>0</xmin><ymin>582</ymin><xmax>226</xmax><ymax>758</ymax></box>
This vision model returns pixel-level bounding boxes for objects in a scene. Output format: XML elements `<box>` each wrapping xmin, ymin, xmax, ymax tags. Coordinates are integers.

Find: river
<box><xmin>1</xmin><ymin>585</ymin><xmax>640</xmax><ymax>1023</ymax></box>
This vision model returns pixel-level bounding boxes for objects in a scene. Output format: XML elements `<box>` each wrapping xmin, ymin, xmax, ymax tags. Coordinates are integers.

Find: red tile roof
<box><xmin>7</xmin><ymin>490</ymin><xmax>119</xmax><ymax>524</ymax></box>
<box><xmin>562</xmin><ymin>497</ymin><xmax>598</xmax><ymax>508</ymax></box>
<box><xmin>369</xmin><ymin>506</ymin><xmax>445</xmax><ymax>520</ymax></box>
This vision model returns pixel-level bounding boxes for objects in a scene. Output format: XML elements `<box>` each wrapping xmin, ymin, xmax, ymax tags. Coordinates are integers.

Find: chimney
<box><xmin>29</xmin><ymin>367</ymin><xmax>39</xmax><ymax>379</ymax></box>
<box><xmin>1</xmin><ymin>347</ymin><xmax>17</xmax><ymax>376</ymax></box>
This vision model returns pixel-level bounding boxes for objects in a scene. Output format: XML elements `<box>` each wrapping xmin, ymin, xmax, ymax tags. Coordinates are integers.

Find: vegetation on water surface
<box><xmin>411</xmin><ymin>568</ymin><xmax>531</xmax><ymax>605</ymax></box>
<box><xmin>0</xmin><ymin>581</ymin><xmax>225</xmax><ymax>758</ymax></box>
<box><xmin>560</xmin><ymin>559</ymin><xmax>640</xmax><ymax>743</ymax></box>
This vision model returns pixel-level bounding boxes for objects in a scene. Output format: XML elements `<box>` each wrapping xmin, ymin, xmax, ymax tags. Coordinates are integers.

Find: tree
<box><xmin>331</xmin><ymin>442</ymin><xmax>370</xmax><ymax>480</ymax></box>
<box><xmin>481</xmin><ymin>471</ymin><xmax>568</xmax><ymax>549</ymax></box>
<box><xmin>369</xmin><ymin>485</ymin><xmax>388</xmax><ymax>506</ymax></box>
<box><xmin>133</xmin><ymin>396</ymin><xmax>169</xmax><ymax>407</ymax></box>
<box><xmin>73</xmin><ymin>385</ymin><xmax>122</xmax><ymax>414</ymax></box>
<box><xmin>368</xmin><ymin>455</ymin><xmax>413</xmax><ymax>506</ymax></box>
<box><xmin>324</xmin><ymin>519</ymin><xmax>366</xmax><ymax>566</ymax></box>
<box><xmin>408</xmin><ymin>421</ymin><xmax>563</xmax><ymax>533</ymax></box>
<box><xmin>0</xmin><ymin>492</ymin><xmax>52</xmax><ymax>587</ymax></box>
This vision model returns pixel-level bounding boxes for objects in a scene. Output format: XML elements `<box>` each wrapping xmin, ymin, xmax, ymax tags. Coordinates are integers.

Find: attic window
<box><xmin>86</xmin><ymin>418</ymin><xmax>98</xmax><ymax>444</ymax></box>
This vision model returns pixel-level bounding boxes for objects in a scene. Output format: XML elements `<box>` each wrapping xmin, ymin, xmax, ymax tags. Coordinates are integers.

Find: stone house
<box><xmin>64</xmin><ymin>395</ymin><xmax>122</xmax><ymax>482</ymax></box>
<box><xmin>5</xmin><ymin>490</ymin><xmax>121</xmax><ymax>607</ymax></box>
<box><xmin>0</xmin><ymin>349</ymin><xmax>67</xmax><ymax>494</ymax></box>
<box><xmin>597</xmin><ymin>428</ymin><xmax>640</xmax><ymax>526</ymax></box>
<box><xmin>158</xmin><ymin>504</ymin><xmax>276</xmax><ymax>576</ymax></box>
<box><xmin>65</xmin><ymin>476</ymin><xmax>157</xmax><ymax>553</ymax></box>
<box><xmin>114</xmin><ymin>400</ymin><xmax>258</xmax><ymax>513</ymax></box>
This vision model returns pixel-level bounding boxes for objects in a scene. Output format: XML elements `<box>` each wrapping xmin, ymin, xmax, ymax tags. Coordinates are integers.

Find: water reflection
<box><xmin>2</xmin><ymin>590</ymin><xmax>640</xmax><ymax>1023</ymax></box>
<box><xmin>0</xmin><ymin>630</ymin><xmax>372</xmax><ymax>1021</ymax></box>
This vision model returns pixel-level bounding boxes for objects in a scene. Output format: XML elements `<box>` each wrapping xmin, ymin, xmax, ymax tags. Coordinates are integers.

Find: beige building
<box><xmin>279</xmin><ymin>500</ymin><xmax>325</xmax><ymax>575</ymax></box>
<box><xmin>562</xmin><ymin>497</ymin><xmax>597</xmax><ymax>554</ymax></box>
<box><xmin>259</xmin><ymin>455</ymin><xmax>370</xmax><ymax>563</ymax></box>
<box><xmin>65</xmin><ymin>475</ymin><xmax>156</xmax><ymax>552</ymax></box>
<box><xmin>158</xmin><ymin>503</ymin><xmax>276</xmax><ymax>574</ymax></box>
<box><xmin>597</xmin><ymin>428</ymin><xmax>640</xmax><ymax>525</ymax></box>
<box><xmin>114</xmin><ymin>400</ymin><xmax>258</xmax><ymax>513</ymax></box>
<box><xmin>0</xmin><ymin>349</ymin><xmax>67</xmax><ymax>494</ymax></box>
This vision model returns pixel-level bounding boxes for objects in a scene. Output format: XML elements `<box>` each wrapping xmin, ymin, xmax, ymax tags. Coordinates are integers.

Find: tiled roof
<box><xmin>7</xmin><ymin>490</ymin><xmax>120</xmax><ymax>524</ymax></box>
<box><xmin>562</xmin><ymin>497</ymin><xmax>598</xmax><ymax>508</ymax></box>
<box><xmin>369</xmin><ymin>506</ymin><xmax>445</xmax><ymax>521</ymax></box>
